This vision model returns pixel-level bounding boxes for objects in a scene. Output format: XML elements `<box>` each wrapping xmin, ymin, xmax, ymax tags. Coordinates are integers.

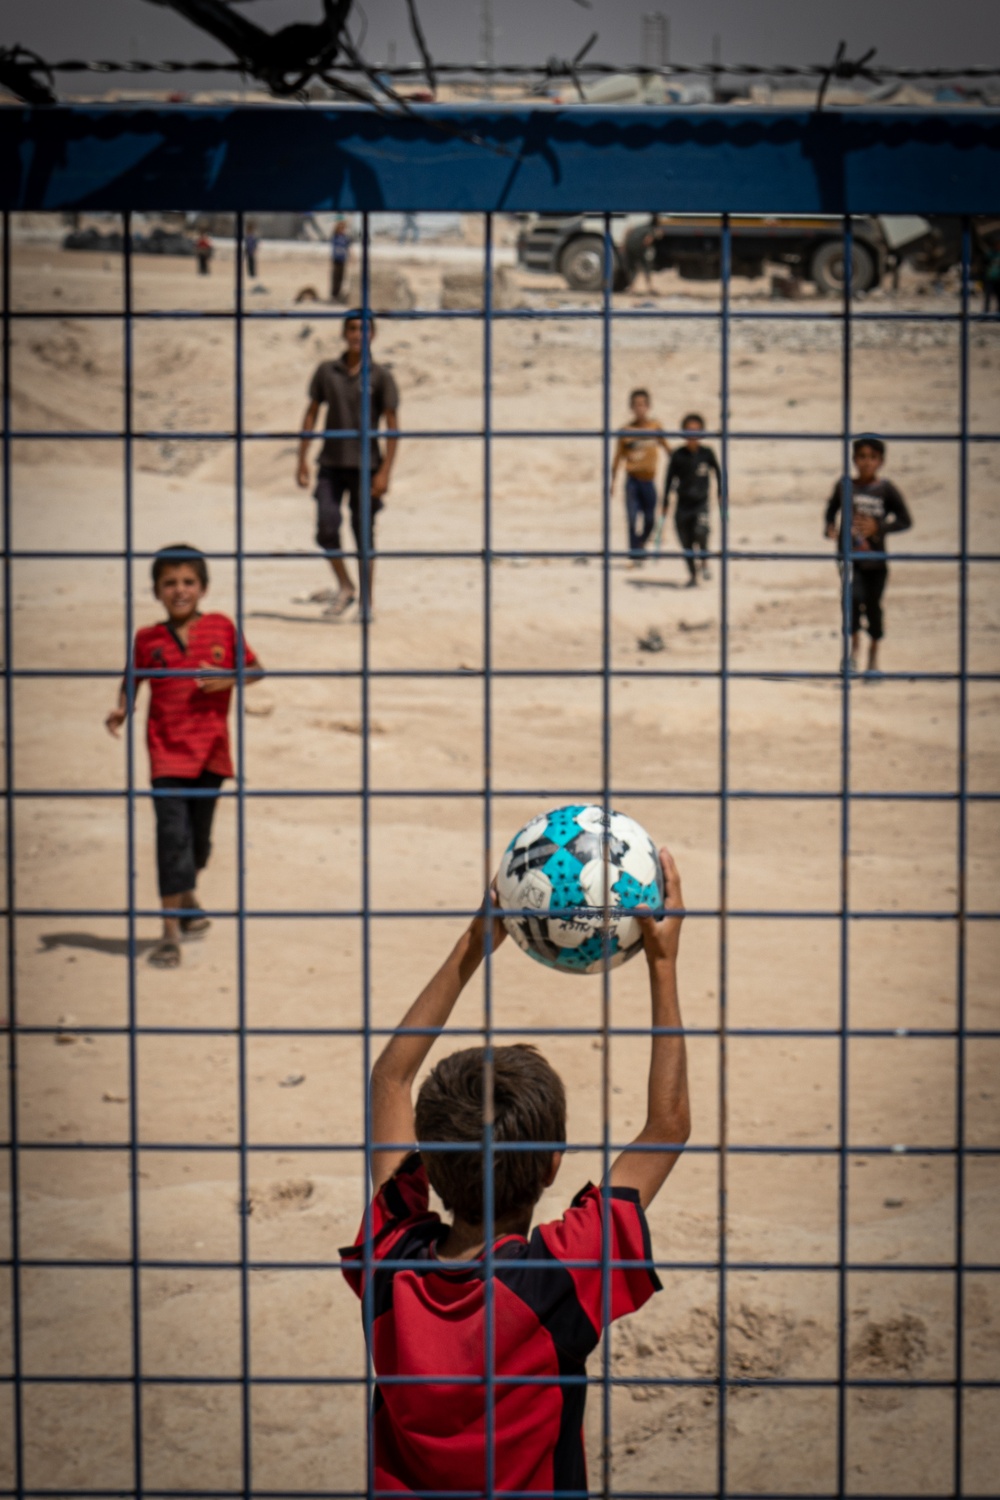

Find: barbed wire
<box><xmin>17</xmin><ymin>56</ymin><xmax>1000</xmax><ymax>82</ymax></box>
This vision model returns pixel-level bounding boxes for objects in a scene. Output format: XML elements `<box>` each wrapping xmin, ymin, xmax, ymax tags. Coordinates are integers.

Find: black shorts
<box><xmin>850</xmin><ymin>564</ymin><xmax>888</xmax><ymax>641</ymax></box>
<box><xmin>675</xmin><ymin>508</ymin><xmax>709</xmax><ymax>549</ymax></box>
<box><xmin>152</xmin><ymin>772</ymin><xmax>224</xmax><ymax>898</ymax></box>
<box><xmin>314</xmin><ymin>466</ymin><xmax>382</xmax><ymax>554</ymax></box>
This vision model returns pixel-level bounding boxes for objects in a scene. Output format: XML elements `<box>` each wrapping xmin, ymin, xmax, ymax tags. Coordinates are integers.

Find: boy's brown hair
<box><xmin>152</xmin><ymin>543</ymin><xmax>208</xmax><ymax>589</ymax></box>
<box><xmin>415</xmin><ymin>1044</ymin><xmax>566</xmax><ymax>1224</ymax></box>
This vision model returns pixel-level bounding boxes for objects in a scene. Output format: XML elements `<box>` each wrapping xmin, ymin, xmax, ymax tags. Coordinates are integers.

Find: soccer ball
<box><xmin>496</xmin><ymin>804</ymin><xmax>663</xmax><ymax>975</ymax></box>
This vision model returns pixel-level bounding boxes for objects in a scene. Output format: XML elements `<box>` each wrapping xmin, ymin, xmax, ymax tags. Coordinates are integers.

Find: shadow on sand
<box><xmin>39</xmin><ymin>931</ymin><xmax>159</xmax><ymax>958</ymax></box>
<box><xmin>245</xmin><ymin>611</ymin><xmax>345</xmax><ymax>626</ymax></box>
<box><xmin>626</xmin><ymin>577</ymin><xmax>692</xmax><ymax>590</ymax></box>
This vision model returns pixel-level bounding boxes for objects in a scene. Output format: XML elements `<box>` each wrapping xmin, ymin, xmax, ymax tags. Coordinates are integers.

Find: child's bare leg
<box><xmin>867</xmin><ymin>639</ymin><xmax>880</xmax><ymax>672</ymax></box>
<box><xmin>323</xmin><ymin>554</ymin><xmax>357</xmax><ymax>617</ymax></box>
<box><xmin>328</xmin><ymin>555</ymin><xmax>355</xmax><ymax>596</ymax></box>
<box><xmin>850</xmin><ymin>630</ymin><xmax>861</xmax><ymax>667</ymax></box>
<box><xmin>149</xmin><ymin>895</ymin><xmax>183</xmax><ymax>968</ymax></box>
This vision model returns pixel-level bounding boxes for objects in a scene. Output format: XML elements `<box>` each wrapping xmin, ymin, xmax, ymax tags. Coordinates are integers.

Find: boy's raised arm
<box><xmin>608</xmin><ymin>848</ymin><xmax>690</xmax><ymax>1208</ymax></box>
<box><xmin>368</xmin><ymin>892</ymin><xmax>506</xmax><ymax>1193</ymax></box>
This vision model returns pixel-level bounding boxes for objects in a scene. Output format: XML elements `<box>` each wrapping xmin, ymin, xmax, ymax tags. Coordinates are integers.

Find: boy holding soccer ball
<box><xmin>341</xmin><ymin>848</ymin><xmax>689</xmax><ymax>1495</ymax></box>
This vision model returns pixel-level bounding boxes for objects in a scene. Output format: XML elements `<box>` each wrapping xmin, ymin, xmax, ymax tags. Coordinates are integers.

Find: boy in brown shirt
<box><xmin>611</xmin><ymin>388</ymin><xmax>671</xmax><ymax>562</ymax></box>
<box><xmin>296</xmin><ymin>312</ymin><xmax>399</xmax><ymax>623</ymax></box>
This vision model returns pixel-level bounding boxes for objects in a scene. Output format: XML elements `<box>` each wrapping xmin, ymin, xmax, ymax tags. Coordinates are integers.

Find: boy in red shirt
<box><xmin>343</xmin><ymin>849</ymin><xmax>690</xmax><ymax>1495</ymax></box>
<box><xmin>105</xmin><ymin>545</ymin><xmax>263</xmax><ymax>968</ymax></box>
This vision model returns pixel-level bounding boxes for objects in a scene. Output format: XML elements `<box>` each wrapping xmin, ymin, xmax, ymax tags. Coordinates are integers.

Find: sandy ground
<box><xmin>1</xmin><ymin>230</ymin><xmax>999</xmax><ymax>1495</ymax></box>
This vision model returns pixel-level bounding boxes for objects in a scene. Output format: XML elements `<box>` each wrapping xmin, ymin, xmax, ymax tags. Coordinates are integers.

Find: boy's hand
<box><xmin>296</xmin><ymin>456</ymin><xmax>311</xmax><ymax>489</ymax></box>
<box><xmin>825</xmin><ymin>524</ymin><xmax>837</xmax><ymax>540</ymax></box>
<box><xmin>854</xmin><ymin>514</ymin><xmax>878</xmax><ymax>539</ymax></box>
<box><xmin>471</xmin><ymin>881</ymin><xmax>508</xmax><ymax>954</ymax></box>
<box><xmin>197</xmin><ymin>663</ymin><xmax>234</xmax><ymax>694</ymax></box>
<box><xmin>371</xmin><ymin>466</ymin><xmax>390</xmax><ymax>500</ymax></box>
<box><xmin>635</xmin><ymin>847</ymin><xmax>684</xmax><ymax>965</ymax></box>
<box><xmin>105</xmin><ymin>707</ymin><xmax>126</xmax><ymax>738</ymax></box>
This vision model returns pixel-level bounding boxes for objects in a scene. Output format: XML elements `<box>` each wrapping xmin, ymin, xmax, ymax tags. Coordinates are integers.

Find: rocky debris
<box><xmin>369</xmin><ymin>266</ymin><xmax>416</xmax><ymax>311</ymax></box>
<box><xmin>245</xmin><ymin>1178</ymin><xmax>315</xmax><ymax>1218</ymax></box>
<box><xmin>849</xmin><ymin>1314</ymin><xmax>929</xmax><ymax>1375</ymax></box>
<box><xmin>63</xmin><ymin>226</ymin><xmax>196</xmax><ymax>256</ymax></box>
<box><xmin>770</xmin><ymin>273</ymin><xmax>803</xmax><ymax>299</ymax></box>
<box><xmin>440</xmin><ymin>266</ymin><xmax>518</xmax><ymax>311</ymax></box>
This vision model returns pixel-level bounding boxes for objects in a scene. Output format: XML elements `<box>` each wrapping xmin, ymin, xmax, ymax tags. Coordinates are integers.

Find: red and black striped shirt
<box><xmin>131</xmin><ymin>613</ymin><xmax>259</xmax><ymax>780</ymax></box>
<box><xmin>341</xmin><ymin>1153</ymin><xmax>661</xmax><ymax>1496</ymax></box>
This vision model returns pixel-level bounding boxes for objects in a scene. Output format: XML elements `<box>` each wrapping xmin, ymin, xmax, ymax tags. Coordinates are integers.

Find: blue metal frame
<box><xmin>1</xmin><ymin>106</ymin><xmax>1000</xmax><ymax>214</ymax></box>
<box><xmin>1</xmin><ymin>103</ymin><xmax>999</xmax><ymax>1500</ymax></box>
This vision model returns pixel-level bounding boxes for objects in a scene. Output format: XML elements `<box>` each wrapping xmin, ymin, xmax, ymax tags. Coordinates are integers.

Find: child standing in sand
<box><xmin>611</xmin><ymin>388</ymin><xmax>671</xmax><ymax>562</ymax></box>
<box><xmin>662</xmin><ymin>413</ymin><xmax>722</xmax><ymax>587</ymax></box>
<box><xmin>296</xmin><ymin>312</ymin><xmax>399</xmax><ymax>623</ymax></box>
<box><xmin>105</xmin><ymin>545</ymin><xmax>264</xmax><ymax>969</ymax></box>
<box><xmin>824</xmin><ymin>436</ymin><xmax>912</xmax><ymax>677</ymax></box>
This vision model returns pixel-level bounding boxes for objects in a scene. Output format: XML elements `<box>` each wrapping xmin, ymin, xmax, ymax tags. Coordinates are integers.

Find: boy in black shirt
<box><xmin>824</xmin><ymin>437</ymin><xmax>912</xmax><ymax>676</ymax></box>
<box><xmin>662</xmin><ymin>414</ymin><xmax>722</xmax><ymax>586</ymax></box>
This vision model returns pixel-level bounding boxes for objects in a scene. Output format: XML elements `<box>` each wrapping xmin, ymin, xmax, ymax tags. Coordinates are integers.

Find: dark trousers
<box><xmin>331</xmin><ymin>260</ymin><xmax>347</xmax><ymax>301</ymax></box>
<box><xmin>675</xmin><ymin>507</ymin><xmax>709</xmax><ymax>577</ymax></box>
<box><xmin>152</xmin><ymin>772</ymin><xmax>224</xmax><ymax>898</ymax></box>
<box><xmin>246</xmin><ymin>249</ymin><xmax>257</xmax><ymax>279</ymax></box>
<box><xmin>849</xmin><ymin>564</ymin><xmax>888</xmax><ymax>641</ymax></box>
<box><xmin>314</xmin><ymin>467</ymin><xmax>382</xmax><ymax>553</ymax></box>
<box><xmin>985</xmin><ymin>279</ymin><xmax>1000</xmax><ymax>315</ymax></box>
<box><xmin>625</xmin><ymin>477</ymin><xmax>657</xmax><ymax>555</ymax></box>
<box><xmin>197</xmin><ymin>252</ymin><xmax>211</xmax><ymax>275</ymax></box>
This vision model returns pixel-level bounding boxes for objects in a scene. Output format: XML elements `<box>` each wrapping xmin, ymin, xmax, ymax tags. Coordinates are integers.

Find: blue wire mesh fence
<box><xmin>1</xmin><ymin>103</ymin><xmax>999</xmax><ymax>1500</ymax></box>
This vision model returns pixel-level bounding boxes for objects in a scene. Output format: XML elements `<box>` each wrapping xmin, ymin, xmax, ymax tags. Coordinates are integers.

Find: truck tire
<box><xmin>810</xmin><ymin>239</ymin><xmax>878</xmax><ymax>295</ymax></box>
<box><xmin>560</xmin><ymin>235</ymin><xmax>629</xmax><ymax>293</ymax></box>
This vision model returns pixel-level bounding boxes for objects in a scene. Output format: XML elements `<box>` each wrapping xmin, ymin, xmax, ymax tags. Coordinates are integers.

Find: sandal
<box><xmin>322</xmin><ymin>590</ymin><xmax>357</xmax><ymax>619</ymax></box>
<box><xmin>322</xmin><ymin>582</ymin><xmax>358</xmax><ymax>612</ymax></box>
<box><xmin>292</xmin><ymin>586</ymin><xmax>337</xmax><ymax>604</ymax></box>
<box><xmin>180</xmin><ymin>904</ymin><xmax>211</xmax><ymax>936</ymax></box>
<box><xmin>148</xmin><ymin>940</ymin><xmax>181</xmax><ymax>969</ymax></box>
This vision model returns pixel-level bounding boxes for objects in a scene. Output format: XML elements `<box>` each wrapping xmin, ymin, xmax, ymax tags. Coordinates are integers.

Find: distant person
<box><xmin>331</xmin><ymin>220</ymin><xmax>352</xmax><ymax>303</ymax></box>
<box><xmin>824</xmin><ymin>436</ymin><xmax>912</xmax><ymax>678</ymax></box>
<box><xmin>244</xmin><ymin>224</ymin><xmax>259</xmax><ymax>280</ymax></box>
<box><xmin>611</xmin><ymin>388</ymin><xmax>671</xmax><ymax>562</ymax></box>
<box><xmin>662</xmin><ymin>414</ymin><xmax>722</xmax><ymax>586</ymax></box>
<box><xmin>398</xmin><ymin>212</ymin><xmax>420</xmax><ymax>245</ymax></box>
<box><xmin>296</xmin><ymin>312</ymin><xmax>399</xmax><ymax>623</ymax></box>
<box><xmin>104</xmin><ymin>545</ymin><xmax>263</xmax><ymax>969</ymax></box>
<box><xmin>625</xmin><ymin>214</ymin><xmax>664</xmax><ymax>294</ymax></box>
<box><xmin>984</xmin><ymin>242</ymin><xmax>1000</xmax><ymax>315</ymax></box>
<box><xmin>195</xmin><ymin>232</ymin><xmax>213</xmax><ymax>276</ymax></box>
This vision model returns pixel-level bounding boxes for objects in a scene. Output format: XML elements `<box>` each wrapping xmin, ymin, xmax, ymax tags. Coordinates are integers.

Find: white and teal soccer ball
<box><xmin>497</xmin><ymin>804</ymin><xmax>663</xmax><ymax>975</ymax></box>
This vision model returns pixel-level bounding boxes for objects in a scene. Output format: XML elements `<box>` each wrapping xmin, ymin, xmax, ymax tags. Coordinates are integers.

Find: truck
<box><xmin>515</xmin><ymin>213</ymin><xmax>953</xmax><ymax>295</ymax></box>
